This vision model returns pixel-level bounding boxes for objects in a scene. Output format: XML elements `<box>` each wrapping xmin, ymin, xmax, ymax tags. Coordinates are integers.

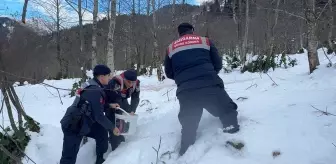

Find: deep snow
<box><xmin>1</xmin><ymin>49</ymin><xmax>336</xmax><ymax>164</ymax></box>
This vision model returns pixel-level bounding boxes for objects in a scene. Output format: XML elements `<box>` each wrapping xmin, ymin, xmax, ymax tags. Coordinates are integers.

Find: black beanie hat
<box><xmin>123</xmin><ymin>69</ymin><xmax>137</xmax><ymax>81</ymax></box>
<box><xmin>93</xmin><ymin>64</ymin><xmax>111</xmax><ymax>76</ymax></box>
<box><xmin>178</xmin><ymin>23</ymin><xmax>194</xmax><ymax>35</ymax></box>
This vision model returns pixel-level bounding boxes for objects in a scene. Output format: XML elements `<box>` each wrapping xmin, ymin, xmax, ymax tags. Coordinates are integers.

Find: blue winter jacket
<box><xmin>164</xmin><ymin>32</ymin><xmax>223</xmax><ymax>94</ymax></box>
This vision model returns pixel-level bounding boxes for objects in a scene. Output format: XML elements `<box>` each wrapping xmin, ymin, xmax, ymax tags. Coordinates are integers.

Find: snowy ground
<box><xmin>1</xmin><ymin>49</ymin><xmax>336</xmax><ymax>164</ymax></box>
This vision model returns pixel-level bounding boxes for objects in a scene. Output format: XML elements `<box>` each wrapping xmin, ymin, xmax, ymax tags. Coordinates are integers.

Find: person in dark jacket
<box><xmin>105</xmin><ymin>69</ymin><xmax>140</xmax><ymax>151</ymax></box>
<box><xmin>164</xmin><ymin>23</ymin><xmax>240</xmax><ymax>156</ymax></box>
<box><xmin>59</xmin><ymin>65</ymin><xmax>120</xmax><ymax>164</ymax></box>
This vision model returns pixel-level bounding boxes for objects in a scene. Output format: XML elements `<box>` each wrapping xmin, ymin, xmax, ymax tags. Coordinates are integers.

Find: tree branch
<box><xmin>254</xmin><ymin>2</ymin><xmax>307</xmax><ymax>20</ymax></box>
<box><xmin>311</xmin><ymin>105</ymin><xmax>336</xmax><ymax>116</ymax></box>
<box><xmin>0</xmin><ymin>144</ymin><xmax>23</xmax><ymax>164</ymax></box>
<box><xmin>0</xmin><ymin>125</ymin><xmax>37</xmax><ymax>164</ymax></box>
<box><xmin>151</xmin><ymin>136</ymin><xmax>162</xmax><ymax>164</ymax></box>
<box><xmin>322</xmin><ymin>47</ymin><xmax>333</xmax><ymax>67</ymax></box>
<box><xmin>266</xmin><ymin>73</ymin><xmax>278</xmax><ymax>86</ymax></box>
<box><xmin>316</xmin><ymin>1</ymin><xmax>330</xmax><ymax>21</ymax></box>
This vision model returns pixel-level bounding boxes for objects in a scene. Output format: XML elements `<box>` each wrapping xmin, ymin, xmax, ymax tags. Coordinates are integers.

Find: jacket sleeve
<box><xmin>164</xmin><ymin>49</ymin><xmax>174</xmax><ymax>79</ymax></box>
<box><xmin>209</xmin><ymin>40</ymin><xmax>222</xmax><ymax>74</ymax></box>
<box><xmin>130</xmin><ymin>80</ymin><xmax>140</xmax><ymax>113</ymax></box>
<box><xmin>85</xmin><ymin>88</ymin><xmax>114</xmax><ymax>130</ymax></box>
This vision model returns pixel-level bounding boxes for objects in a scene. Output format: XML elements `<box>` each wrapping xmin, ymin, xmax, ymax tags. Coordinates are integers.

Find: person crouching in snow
<box><xmin>59</xmin><ymin>64</ymin><xmax>120</xmax><ymax>164</ymax></box>
<box><xmin>105</xmin><ymin>69</ymin><xmax>140</xmax><ymax>151</ymax></box>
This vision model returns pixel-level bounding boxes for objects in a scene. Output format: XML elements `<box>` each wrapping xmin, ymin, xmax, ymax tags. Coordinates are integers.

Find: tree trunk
<box><xmin>118</xmin><ymin>0</ymin><xmax>121</xmax><ymax>15</ymax></box>
<box><xmin>91</xmin><ymin>0</ymin><xmax>98</xmax><ymax>68</ymax></box>
<box><xmin>78</xmin><ymin>0</ymin><xmax>84</xmax><ymax>53</ymax></box>
<box><xmin>132</xmin><ymin>0</ymin><xmax>136</xmax><ymax>14</ymax></box>
<box><xmin>242</xmin><ymin>0</ymin><xmax>249</xmax><ymax>65</ymax></box>
<box><xmin>151</xmin><ymin>0</ymin><xmax>162</xmax><ymax>80</ymax></box>
<box><xmin>328</xmin><ymin>0</ymin><xmax>334</xmax><ymax>51</ymax></box>
<box><xmin>238</xmin><ymin>0</ymin><xmax>243</xmax><ymax>62</ymax></box>
<box><xmin>0</xmin><ymin>144</ymin><xmax>23</xmax><ymax>164</ymax></box>
<box><xmin>21</xmin><ymin>0</ymin><xmax>29</xmax><ymax>24</ymax></box>
<box><xmin>138</xmin><ymin>0</ymin><xmax>141</xmax><ymax>14</ymax></box>
<box><xmin>147</xmin><ymin>0</ymin><xmax>150</xmax><ymax>15</ymax></box>
<box><xmin>107</xmin><ymin>0</ymin><xmax>117</xmax><ymax>74</ymax></box>
<box><xmin>107</xmin><ymin>0</ymin><xmax>111</xmax><ymax>20</ymax></box>
<box><xmin>6</xmin><ymin>87</ymin><xmax>23</xmax><ymax>131</ymax></box>
<box><xmin>8</xmin><ymin>86</ymin><xmax>29</xmax><ymax>119</ymax></box>
<box><xmin>56</xmin><ymin>0</ymin><xmax>63</xmax><ymax>77</ymax></box>
<box><xmin>172</xmin><ymin>0</ymin><xmax>176</xmax><ymax>28</ymax></box>
<box><xmin>1</xmin><ymin>87</ymin><xmax>19</xmax><ymax>133</ymax></box>
<box><xmin>268</xmin><ymin>0</ymin><xmax>281</xmax><ymax>57</ymax></box>
<box><xmin>299</xmin><ymin>19</ymin><xmax>304</xmax><ymax>48</ymax></box>
<box><xmin>306</xmin><ymin>0</ymin><xmax>319</xmax><ymax>73</ymax></box>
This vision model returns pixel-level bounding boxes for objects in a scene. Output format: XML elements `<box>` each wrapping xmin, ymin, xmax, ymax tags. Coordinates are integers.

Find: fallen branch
<box><xmin>236</xmin><ymin>97</ymin><xmax>248</xmax><ymax>101</ymax></box>
<box><xmin>266</xmin><ymin>73</ymin><xmax>278</xmax><ymax>86</ymax></box>
<box><xmin>1</xmin><ymin>97</ymin><xmax>4</xmax><ymax>126</ymax></box>
<box><xmin>322</xmin><ymin>48</ymin><xmax>333</xmax><ymax>67</ymax></box>
<box><xmin>332</xmin><ymin>143</ymin><xmax>336</xmax><ymax>148</ymax></box>
<box><xmin>311</xmin><ymin>105</ymin><xmax>336</xmax><ymax>116</ymax></box>
<box><xmin>162</xmin><ymin>88</ymin><xmax>174</xmax><ymax>101</ymax></box>
<box><xmin>56</xmin><ymin>87</ymin><xmax>63</xmax><ymax>105</ymax></box>
<box><xmin>0</xmin><ymin>125</ymin><xmax>37</xmax><ymax>164</ymax></box>
<box><xmin>0</xmin><ymin>97</ymin><xmax>4</xmax><ymax>114</ymax></box>
<box><xmin>42</xmin><ymin>85</ymin><xmax>58</xmax><ymax>97</ymax></box>
<box><xmin>0</xmin><ymin>144</ymin><xmax>23</xmax><ymax>164</ymax></box>
<box><xmin>245</xmin><ymin>83</ymin><xmax>257</xmax><ymax>90</ymax></box>
<box><xmin>161</xmin><ymin>88</ymin><xmax>174</xmax><ymax>96</ymax></box>
<box><xmin>151</xmin><ymin>136</ymin><xmax>162</xmax><ymax>164</ymax></box>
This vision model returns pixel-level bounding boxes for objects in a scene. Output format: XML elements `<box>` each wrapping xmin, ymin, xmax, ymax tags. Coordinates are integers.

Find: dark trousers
<box><xmin>176</xmin><ymin>84</ymin><xmax>238</xmax><ymax>155</ymax></box>
<box><xmin>59</xmin><ymin>123</ymin><xmax>108</xmax><ymax>164</ymax></box>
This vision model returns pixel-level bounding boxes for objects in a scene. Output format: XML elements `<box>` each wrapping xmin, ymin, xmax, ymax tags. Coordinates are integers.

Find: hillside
<box><xmin>1</xmin><ymin>49</ymin><xmax>335</xmax><ymax>164</ymax></box>
<box><xmin>1</xmin><ymin>2</ymin><xmax>335</xmax><ymax>84</ymax></box>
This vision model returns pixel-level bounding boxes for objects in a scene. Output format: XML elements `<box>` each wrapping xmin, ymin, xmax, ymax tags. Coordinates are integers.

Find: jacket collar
<box><xmin>93</xmin><ymin>77</ymin><xmax>104</xmax><ymax>88</ymax></box>
<box><xmin>179</xmin><ymin>30</ymin><xmax>194</xmax><ymax>37</ymax></box>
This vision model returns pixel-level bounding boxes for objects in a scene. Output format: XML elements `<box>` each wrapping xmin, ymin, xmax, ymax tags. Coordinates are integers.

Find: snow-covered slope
<box><xmin>2</xmin><ymin>49</ymin><xmax>336</xmax><ymax>164</ymax></box>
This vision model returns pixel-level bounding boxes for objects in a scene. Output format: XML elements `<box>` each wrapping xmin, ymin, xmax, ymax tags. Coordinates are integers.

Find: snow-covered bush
<box><xmin>223</xmin><ymin>52</ymin><xmax>298</xmax><ymax>73</ymax></box>
<box><xmin>70</xmin><ymin>70</ymin><xmax>90</xmax><ymax>97</ymax></box>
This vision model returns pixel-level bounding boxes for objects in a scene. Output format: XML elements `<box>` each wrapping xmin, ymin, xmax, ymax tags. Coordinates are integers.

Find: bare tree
<box><xmin>64</xmin><ymin>0</ymin><xmax>88</xmax><ymax>80</ymax></box>
<box><xmin>306</xmin><ymin>0</ymin><xmax>319</xmax><ymax>73</ymax></box>
<box><xmin>107</xmin><ymin>0</ymin><xmax>117</xmax><ymax>73</ymax></box>
<box><xmin>242</xmin><ymin>0</ymin><xmax>249</xmax><ymax>63</ymax></box>
<box><xmin>0</xmin><ymin>8</ymin><xmax>40</xmax><ymax>162</ymax></box>
<box><xmin>147</xmin><ymin>0</ymin><xmax>150</xmax><ymax>15</ymax></box>
<box><xmin>22</xmin><ymin>0</ymin><xmax>29</xmax><ymax>24</ymax></box>
<box><xmin>268</xmin><ymin>0</ymin><xmax>281</xmax><ymax>57</ymax></box>
<box><xmin>92</xmin><ymin>0</ymin><xmax>98</xmax><ymax>68</ymax></box>
<box><xmin>172</xmin><ymin>0</ymin><xmax>176</xmax><ymax>28</ymax></box>
<box><xmin>31</xmin><ymin>0</ymin><xmax>68</xmax><ymax>77</ymax></box>
<box><xmin>151</xmin><ymin>0</ymin><xmax>163</xmax><ymax>80</ymax></box>
<box><xmin>232</xmin><ymin>0</ymin><xmax>245</xmax><ymax>63</ymax></box>
<box><xmin>327</xmin><ymin>0</ymin><xmax>334</xmax><ymax>51</ymax></box>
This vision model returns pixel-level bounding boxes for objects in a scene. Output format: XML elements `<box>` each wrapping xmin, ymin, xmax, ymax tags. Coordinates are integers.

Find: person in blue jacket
<box><xmin>104</xmin><ymin>69</ymin><xmax>140</xmax><ymax>151</ymax></box>
<box><xmin>164</xmin><ymin>23</ymin><xmax>240</xmax><ymax>156</ymax></box>
<box><xmin>59</xmin><ymin>65</ymin><xmax>120</xmax><ymax>164</ymax></box>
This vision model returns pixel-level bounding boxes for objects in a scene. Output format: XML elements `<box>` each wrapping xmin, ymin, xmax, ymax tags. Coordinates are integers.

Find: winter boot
<box><xmin>95</xmin><ymin>154</ymin><xmax>105</xmax><ymax>164</ymax></box>
<box><xmin>223</xmin><ymin>125</ymin><xmax>240</xmax><ymax>134</ymax></box>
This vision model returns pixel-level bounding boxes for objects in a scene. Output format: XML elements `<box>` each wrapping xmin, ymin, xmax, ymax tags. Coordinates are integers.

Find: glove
<box><xmin>113</xmin><ymin>127</ymin><xmax>120</xmax><ymax>136</ymax></box>
<box><xmin>109</xmin><ymin>103</ymin><xmax>120</xmax><ymax>109</ymax></box>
